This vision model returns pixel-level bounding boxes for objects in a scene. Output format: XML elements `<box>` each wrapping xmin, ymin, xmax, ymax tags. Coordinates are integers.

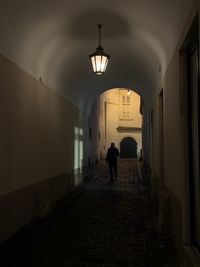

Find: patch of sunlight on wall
<box><xmin>74</xmin><ymin>126</ymin><xmax>84</xmax><ymax>186</ymax></box>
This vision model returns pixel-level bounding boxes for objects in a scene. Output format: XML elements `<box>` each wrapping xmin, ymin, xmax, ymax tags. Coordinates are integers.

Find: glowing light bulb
<box><xmin>127</xmin><ymin>89</ymin><xmax>131</xmax><ymax>95</ymax></box>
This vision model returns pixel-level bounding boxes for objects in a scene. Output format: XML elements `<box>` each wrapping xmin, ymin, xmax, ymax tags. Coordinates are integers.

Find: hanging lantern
<box><xmin>89</xmin><ymin>24</ymin><xmax>110</xmax><ymax>75</ymax></box>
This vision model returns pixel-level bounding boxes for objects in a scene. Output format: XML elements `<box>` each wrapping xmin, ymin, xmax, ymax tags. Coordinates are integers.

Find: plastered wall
<box><xmin>149</xmin><ymin>0</ymin><xmax>200</xmax><ymax>251</ymax></box>
<box><xmin>0</xmin><ymin>54</ymin><xmax>88</xmax><ymax>242</ymax></box>
<box><xmin>150</xmin><ymin>44</ymin><xmax>188</xmax><ymax>246</ymax></box>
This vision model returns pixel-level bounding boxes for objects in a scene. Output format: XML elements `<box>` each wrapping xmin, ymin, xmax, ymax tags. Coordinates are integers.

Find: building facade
<box><xmin>89</xmin><ymin>88</ymin><xmax>142</xmax><ymax>162</ymax></box>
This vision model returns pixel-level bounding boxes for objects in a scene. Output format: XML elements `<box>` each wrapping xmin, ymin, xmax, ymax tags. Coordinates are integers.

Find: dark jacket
<box><xmin>106</xmin><ymin>147</ymin><xmax>120</xmax><ymax>166</ymax></box>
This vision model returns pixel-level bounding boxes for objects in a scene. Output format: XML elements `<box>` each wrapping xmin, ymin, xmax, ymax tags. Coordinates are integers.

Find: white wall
<box><xmin>0</xmin><ymin>54</ymin><xmax>90</xmax><ymax>195</ymax></box>
<box><xmin>0</xmin><ymin>54</ymin><xmax>90</xmax><ymax>243</ymax></box>
<box><xmin>144</xmin><ymin>1</ymin><xmax>200</xmax><ymax>257</ymax></box>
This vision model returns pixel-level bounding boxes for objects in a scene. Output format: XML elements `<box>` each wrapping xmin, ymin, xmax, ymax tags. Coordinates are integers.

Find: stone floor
<box><xmin>0</xmin><ymin>159</ymin><xmax>182</xmax><ymax>267</ymax></box>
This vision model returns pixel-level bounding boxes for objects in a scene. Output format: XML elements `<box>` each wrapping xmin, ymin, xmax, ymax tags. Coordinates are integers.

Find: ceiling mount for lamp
<box><xmin>89</xmin><ymin>24</ymin><xmax>110</xmax><ymax>75</ymax></box>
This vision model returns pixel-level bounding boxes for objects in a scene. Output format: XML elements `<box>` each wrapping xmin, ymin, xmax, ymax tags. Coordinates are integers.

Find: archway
<box><xmin>120</xmin><ymin>137</ymin><xmax>137</xmax><ymax>158</ymax></box>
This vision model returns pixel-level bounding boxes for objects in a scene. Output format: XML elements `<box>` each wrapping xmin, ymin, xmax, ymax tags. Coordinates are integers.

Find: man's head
<box><xmin>111</xmin><ymin>142</ymin><xmax>115</xmax><ymax>148</ymax></box>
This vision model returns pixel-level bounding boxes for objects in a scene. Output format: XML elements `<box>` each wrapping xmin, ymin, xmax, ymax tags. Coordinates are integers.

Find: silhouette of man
<box><xmin>106</xmin><ymin>142</ymin><xmax>120</xmax><ymax>181</ymax></box>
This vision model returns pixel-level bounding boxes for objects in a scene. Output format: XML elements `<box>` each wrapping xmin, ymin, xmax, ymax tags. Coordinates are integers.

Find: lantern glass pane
<box><xmin>90</xmin><ymin>53</ymin><xmax>109</xmax><ymax>74</ymax></box>
<box><xmin>103</xmin><ymin>58</ymin><xmax>108</xmax><ymax>72</ymax></box>
<box><xmin>95</xmin><ymin>55</ymin><xmax>102</xmax><ymax>72</ymax></box>
<box><xmin>91</xmin><ymin>56</ymin><xmax>96</xmax><ymax>72</ymax></box>
<box><xmin>101</xmin><ymin>56</ymin><xmax>107</xmax><ymax>72</ymax></box>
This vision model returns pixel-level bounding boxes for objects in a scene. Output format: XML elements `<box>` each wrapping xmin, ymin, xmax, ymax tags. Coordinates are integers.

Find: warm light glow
<box><xmin>96</xmin><ymin>55</ymin><xmax>102</xmax><ymax>73</ymax></box>
<box><xmin>127</xmin><ymin>89</ymin><xmax>131</xmax><ymax>95</ymax></box>
<box><xmin>97</xmin><ymin>88</ymin><xmax>142</xmax><ymax>156</ymax></box>
<box><xmin>91</xmin><ymin>57</ymin><xmax>96</xmax><ymax>72</ymax></box>
<box><xmin>90</xmin><ymin>54</ymin><xmax>109</xmax><ymax>75</ymax></box>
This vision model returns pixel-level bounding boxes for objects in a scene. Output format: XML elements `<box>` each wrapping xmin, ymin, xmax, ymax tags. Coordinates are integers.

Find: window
<box><xmin>120</xmin><ymin>95</ymin><xmax>131</xmax><ymax>120</ymax></box>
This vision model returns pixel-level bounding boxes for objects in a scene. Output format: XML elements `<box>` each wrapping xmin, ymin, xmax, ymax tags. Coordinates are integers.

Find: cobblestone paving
<box><xmin>2</xmin><ymin>159</ymin><xmax>182</xmax><ymax>267</ymax></box>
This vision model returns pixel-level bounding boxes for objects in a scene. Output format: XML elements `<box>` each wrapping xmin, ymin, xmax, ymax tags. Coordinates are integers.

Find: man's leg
<box><xmin>114</xmin><ymin>165</ymin><xmax>117</xmax><ymax>179</ymax></box>
<box><xmin>109</xmin><ymin>165</ymin><xmax>113</xmax><ymax>181</ymax></box>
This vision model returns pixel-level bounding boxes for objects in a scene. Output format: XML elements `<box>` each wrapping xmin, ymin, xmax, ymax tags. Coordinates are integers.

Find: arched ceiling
<box><xmin>0</xmin><ymin>0</ymin><xmax>194</xmax><ymax>112</ymax></box>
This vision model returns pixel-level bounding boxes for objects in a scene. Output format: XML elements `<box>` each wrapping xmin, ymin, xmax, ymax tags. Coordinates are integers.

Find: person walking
<box><xmin>106</xmin><ymin>142</ymin><xmax>120</xmax><ymax>181</ymax></box>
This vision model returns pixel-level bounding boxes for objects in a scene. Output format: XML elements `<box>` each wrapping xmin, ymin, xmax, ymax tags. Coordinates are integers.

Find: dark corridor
<box><xmin>0</xmin><ymin>160</ymin><xmax>181</xmax><ymax>267</ymax></box>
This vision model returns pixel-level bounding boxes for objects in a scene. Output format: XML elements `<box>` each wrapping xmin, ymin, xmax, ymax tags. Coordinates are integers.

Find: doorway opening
<box><xmin>120</xmin><ymin>137</ymin><xmax>137</xmax><ymax>158</ymax></box>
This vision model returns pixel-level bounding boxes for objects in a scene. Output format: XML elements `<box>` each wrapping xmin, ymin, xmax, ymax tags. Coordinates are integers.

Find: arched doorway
<box><xmin>120</xmin><ymin>137</ymin><xmax>137</xmax><ymax>158</ymax></box>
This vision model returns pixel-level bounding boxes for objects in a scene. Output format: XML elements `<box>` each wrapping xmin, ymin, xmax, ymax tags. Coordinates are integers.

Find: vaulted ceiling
<box><xmin>0</xmin><ymin>0</ymin><xmax>194</xmax><ymax>112</ymax></box>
